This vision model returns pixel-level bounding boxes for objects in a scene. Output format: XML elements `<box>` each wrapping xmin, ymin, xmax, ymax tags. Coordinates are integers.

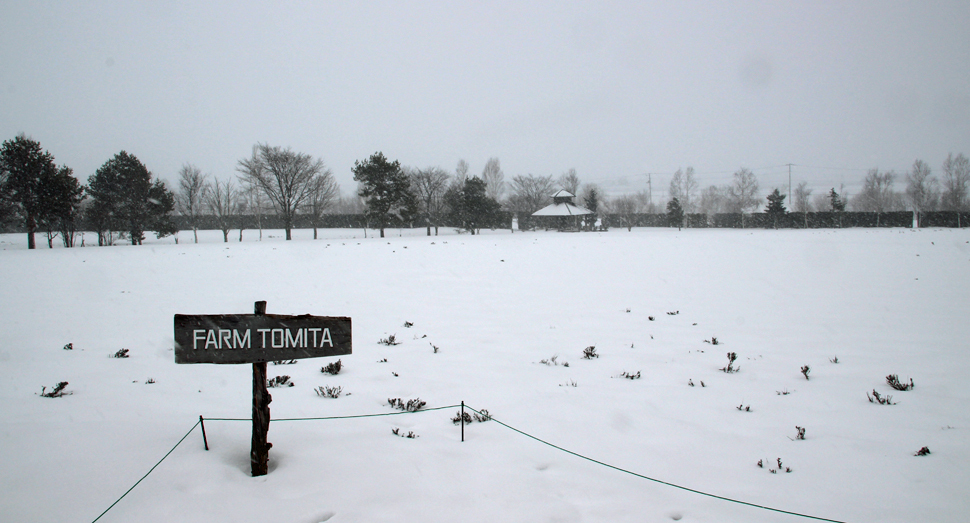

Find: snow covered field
<box><xmin>1</xmin><ymin>226</ymin><xmax>968</xmax><ymax>523</ymax></box>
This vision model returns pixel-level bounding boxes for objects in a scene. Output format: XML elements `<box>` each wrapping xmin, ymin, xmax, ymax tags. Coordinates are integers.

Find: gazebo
<box><xmin>531</xmin><ymin>190</ymin><xmax>593</xmax><ymax>230</ymax></box>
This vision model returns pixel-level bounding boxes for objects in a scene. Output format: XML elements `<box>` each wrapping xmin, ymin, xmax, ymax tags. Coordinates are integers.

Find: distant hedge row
<box><xmin>919</xmin><ymin>211</ymin><xmax>970</xmax><ymax>228</ymax></box>
<box><xmin>171</xmin><ymin>212</ymin><xmax>514</xmax><ymax>232</ymax></box>
<box><xmin>603</xmin><ymin>211</ymin><xmax>937</xmax><ymax>229</ymax></box>
<box><xmin>9</xmin><ymin>210</ymin><xmax>967</xmax><ymax>236</ymax></box>
<box><xmin>166</xmin><ymin>210</ymin><xmax>970</xmax><ymax>231</ymax></box>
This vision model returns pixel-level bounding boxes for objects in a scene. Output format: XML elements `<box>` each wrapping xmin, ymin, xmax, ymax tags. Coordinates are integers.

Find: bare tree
<box><xmin>792</xmin><ymin>181</ymin><xmax>813</xmax><ymax>212</ymax></box>
<box><xmin>303</xmin><ymin>170</ymin><xmax>339</xmax><ymax>239</ymax></box>
<box><xmin>668</xmin><ymin>169</ymin><xmax>684</xmax><ymax>208</ymax></box>
<box><xmin>411</xmin><ymin>166</ymin><xmax>451</xmax><ymax>236</ymax></box>
<box><xmin>558</xmin><ymin>168</ymin><xmax>580</xmax><ymax>196</ymax></box>
<box><xmin>332</xmin><ymin>193</ymin><xmax>365</xmax><ymax>214</ymax></box>
<box><xmin>812</xmin><ymin>191</ymin><xmax>832</xmax><ymax>212</ymax></box>
<box><xmin>237</xmin><ymin>143</ymin><xmax>330</xmax><ymax>240</ymax></box>
<box><xmin>906</xmin><ymin>159</ymin><xmax>939</xmax><ymax>225</ymax></box>
<box><xmin>606</xmin><ymin>194</ymin><xmax>640</xmax><ymax>231</ymax></box>
<box><xmin>941</xmin><ymin>153</ymin><xmax>970</xmax><ymax>211</ymax></box>
<box><xmin>239</xmin><ymin>180</ymin><xmax>269</xmax><ymax>241</ymax></box>
<box><xmin>174</xmin><ymin>163</ymin><xmax>209</xmax><ymax>243</ymax></box>
<box><xmin>852</xmin><ymin>169</ymin><xmax>902</xmax><ymax>212</ymax></box>
<box><xmin>667</xmin><ymin>167</ymin><xmax>698</xmax><ymax>216</ymax></box>
<box><xmin>455</xmin><ymin>159</ymin><xmax>470</xmax><ymax>186</ymax></box>
<box><xmin>726</xmin><ymin>168</ymin><xmax>760</xmax><ymax>226</ymax></box>
<box><xmin>633</xmin><ymin>189</ymin><xmax>658</xmax><ymax>214</ymax></box>
<box><xmin>698</xmin><ymin>185</ymin><xmax>728</xmax><ymax>215</ymax></box>
<box><xmin>506</xmin><ymin>174</ymin><xmax>555</xmax><ymax>215</ymax></box>
<box><xmin>682</xmin><ymin>167</ymin><xmax>698</xmax><ymax>213</ymax></box>
<box><xmin>207</xmin><ymin>177</ymin><xmax>239</xmax><ymax>243</ymax></box>
<box><xmin>481</xmin><ymin>157</ymin><xmax>505</xmax><ymax>202</ymax></box>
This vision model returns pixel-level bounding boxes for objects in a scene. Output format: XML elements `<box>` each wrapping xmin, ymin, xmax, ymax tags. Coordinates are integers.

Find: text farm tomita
<box><xmin>174</xmin><ymin>313</ymin><xmax>351</xmax><ymax>364</ymax></box>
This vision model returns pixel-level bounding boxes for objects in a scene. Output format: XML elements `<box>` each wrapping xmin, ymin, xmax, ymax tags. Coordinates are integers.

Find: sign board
<box><xmin>174</xmin><ymin>313</ymin><xmax>352</xmax><ymax>364</ymax></box>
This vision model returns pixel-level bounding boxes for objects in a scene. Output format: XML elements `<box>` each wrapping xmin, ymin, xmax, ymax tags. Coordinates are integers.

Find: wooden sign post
<box><xmin>251</xmin><ymin>301</ymin><xmax>271</xmax><ymax>476</ymax></box>
<box><xmin>174</xmin><ymin>301</ymin><xmax>351</xmax><ymax>476</ymax></box>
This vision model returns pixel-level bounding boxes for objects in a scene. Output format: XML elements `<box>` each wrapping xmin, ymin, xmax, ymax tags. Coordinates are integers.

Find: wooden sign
<box><xmin>174</xmin><ymin>313</ymin><xmax>352</xmax><ymax>364</ymax></box>
<box><xmin>174</xmin><ymin>302</ymin><xmax>352</xmax><ymax>477</ymax></box>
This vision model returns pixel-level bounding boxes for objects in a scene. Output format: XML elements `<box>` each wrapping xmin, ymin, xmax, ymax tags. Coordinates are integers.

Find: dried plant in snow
<box><xmin>388</xmin><ymin>397</ymin><xmax>426</xmax><ymax>412</ymax></box>
<box><xmin>379</xmin><ymin>334</ymin><xmax>401</xmax><ymax>346</ymax></box>
<box><xmin>867</xmin><ymin>389</ymin><xmax>895</xmax><ymax>405</ymax></box>
<box><xmin>720</xmin><ymin>352</ymin><xmax>739</xmax><ymax>373</ymax></box>
<box><xmin>315</xmin><ymin>385</ymin><xmax>342</xmax><ymax>398</ymax></box>
<box><xmin>320</xmin><ymin>359</ymin><xmax>342</xmax><ymax>375</ymax></box>
<box><xmin>539</xmin><ymin>355</ymin><xmax>568</xmax><ymax>366</ymax></box>
<box><xmin>391</xmin><ymin>427</ymin><xmax>418</xmax><ymax>438</ymax></box>
<box><xmin>886</xmin><ymin>374</ymin><xmax>914</xmax><ymax>391</ymax></box>
<box><xmin>39</xmin><ymin>381</ymin><xmax>71</xmax><ymax>398</ymax></box>
<box><xmin>267</xmin><ymin>375</ymin><xmax>293</xmax><ymax>388</ymax></box>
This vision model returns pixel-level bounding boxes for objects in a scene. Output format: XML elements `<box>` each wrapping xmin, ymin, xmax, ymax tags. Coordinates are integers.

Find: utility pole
<box><xmin>647</xmin><ymin>173</ymin><xmax>653</xmax><ymax>210</ymax></box>
<box><xmin>787</xmin><ymin>163</ymin><xmax>793</xmax><ymax>207</ymax></box>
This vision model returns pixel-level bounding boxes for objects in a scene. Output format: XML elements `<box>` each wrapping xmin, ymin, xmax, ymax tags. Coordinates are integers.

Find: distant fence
<box><xmin>601</xmin><ymin>211</ymin><xmax>942</xmax><ymax>229</ymax></box>
<box><xmin>170</xmin><ymin>213</ymin><xmax>514</xmax><ymax>232</ymax></box>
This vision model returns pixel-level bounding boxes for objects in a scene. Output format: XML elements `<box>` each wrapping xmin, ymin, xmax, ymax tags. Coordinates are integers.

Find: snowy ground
<box><xmin>1</xmin><ymin>226</ymin><xmax>968</xmax><ymax>523</ymax></box>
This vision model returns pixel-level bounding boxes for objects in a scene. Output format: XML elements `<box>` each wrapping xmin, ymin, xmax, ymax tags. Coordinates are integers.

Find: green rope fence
<box><xmin>90</xmin><ymin>403</ymin><xmax>848</xmax><ymax>523</ymax></box>
<box><xmin>461</xmin><ymin>405</ymin><xmax>848</xmax><ymax>523</ymax></box>
<box><xmin>90</xmin><ymin>419</ymin><xmax>201</xmax><ymax>523</ymax></box>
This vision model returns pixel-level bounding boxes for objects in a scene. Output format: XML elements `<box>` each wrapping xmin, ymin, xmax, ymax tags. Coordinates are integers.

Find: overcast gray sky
<box><xmin>3</xmin><ymin>1</ymin><xmax>969</xmax><ymax>200</ymax></box>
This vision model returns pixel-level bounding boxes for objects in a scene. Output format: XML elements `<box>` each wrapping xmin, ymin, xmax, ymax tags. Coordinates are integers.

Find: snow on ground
<box><xmin>1</xmin><ymin>226</ymin><xmax>968</xmax><ymax>522</ymax></box>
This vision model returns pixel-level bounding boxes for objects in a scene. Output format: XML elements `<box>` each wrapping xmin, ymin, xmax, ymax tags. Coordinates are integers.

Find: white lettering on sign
<box><xmin>191</xmin><ymin>328</ymin><xmax>332</xmax><ymax>349</ymax></box>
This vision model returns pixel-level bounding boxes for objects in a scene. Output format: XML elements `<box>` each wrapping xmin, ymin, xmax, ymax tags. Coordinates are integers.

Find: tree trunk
<box><xmin>285</xmin><ymin>228</ymin><xmax>292</xmax><ymax>240</ymax></box>
<box><xmin>27</xmin><ymin>215</ymin><xmax>36</xmax><ymax>249</ymax></box>
<box><xmin>426</xmin><ymin>225</ymin><xmax>431</xmax><ymax>236</ymax></box>
<box><xmin>193</xmin><ymin>227</ymin><xmax>199</xmax><ymax>243</ymax></box>
<box><xmin>313</xmin><ymin>227</ymin><xmax>318</xmax><ymax>240</ymax></box>
<box><xmin>380</xmin><ymin>228</ymin><xmax>385</xmax><ymax>238</ymax></box>
<box><xmin>223</xmin><ymin>230</ymin><xmax>229</xmax><ymax>242</ymax></box>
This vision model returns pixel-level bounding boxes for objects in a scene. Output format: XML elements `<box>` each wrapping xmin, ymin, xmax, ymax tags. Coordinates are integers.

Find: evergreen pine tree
<box><xmin>765</xmin><ymin>188</ymin><xmax>787</xmax><ymax>229</ymax></box>
<box><xmin>829</xmin><ymin>188</ymin><xmax>846</xmax><ymax>211</ymax></box>
<box><xmin>0</xmin><ymin>134</ymin><xmax>58</xmax><ymax>249</ymax></box>
<box><xmin>444</xmin><ymin>177</ymin><xmax>501</xmax><ymax>234</ymax></box>
<box><xmin>583</xmin><ymin>187</ymin><xmax>600</xmax><ymax>230</ymax></box>
<box><xmin>88</xmin><ymin>151</ymin><xmax>175</xmax><ymax>245</ymax></box>
<box><xmin>1</xmin><ymin>135</ymin><xmax>85</xmax><ymax>248</ymax></box>
<box><xmin>667</xmin><ymin>197</ymin><xmax>684</xmax><ymax>230</ymax></box>
<box><xmin>353</xmin><ymin>152</ymin><xmax>414</xmax><ymax>238</ymax></box>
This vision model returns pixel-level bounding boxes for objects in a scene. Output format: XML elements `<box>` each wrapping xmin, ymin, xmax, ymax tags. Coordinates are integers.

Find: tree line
<box><xmin>3</xmin><ymin>132</ymin><xmax>968</xmax><ymax>249</ymax></box>
<box><xmin>0</xmin><ymin>137</ymin><xmax>510</xmax><ymax>247</ymax></box>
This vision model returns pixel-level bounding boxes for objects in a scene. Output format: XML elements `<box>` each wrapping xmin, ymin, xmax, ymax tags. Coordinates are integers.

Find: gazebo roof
<box><xmin>532</xmin><ymin>201</ymin><xmax>593</xmax><ymax>216</ymax></box>
<box><xmin>551</xmin><ymin>189</ymin><xmax>575</xmax><ymax>199</ymax></box>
